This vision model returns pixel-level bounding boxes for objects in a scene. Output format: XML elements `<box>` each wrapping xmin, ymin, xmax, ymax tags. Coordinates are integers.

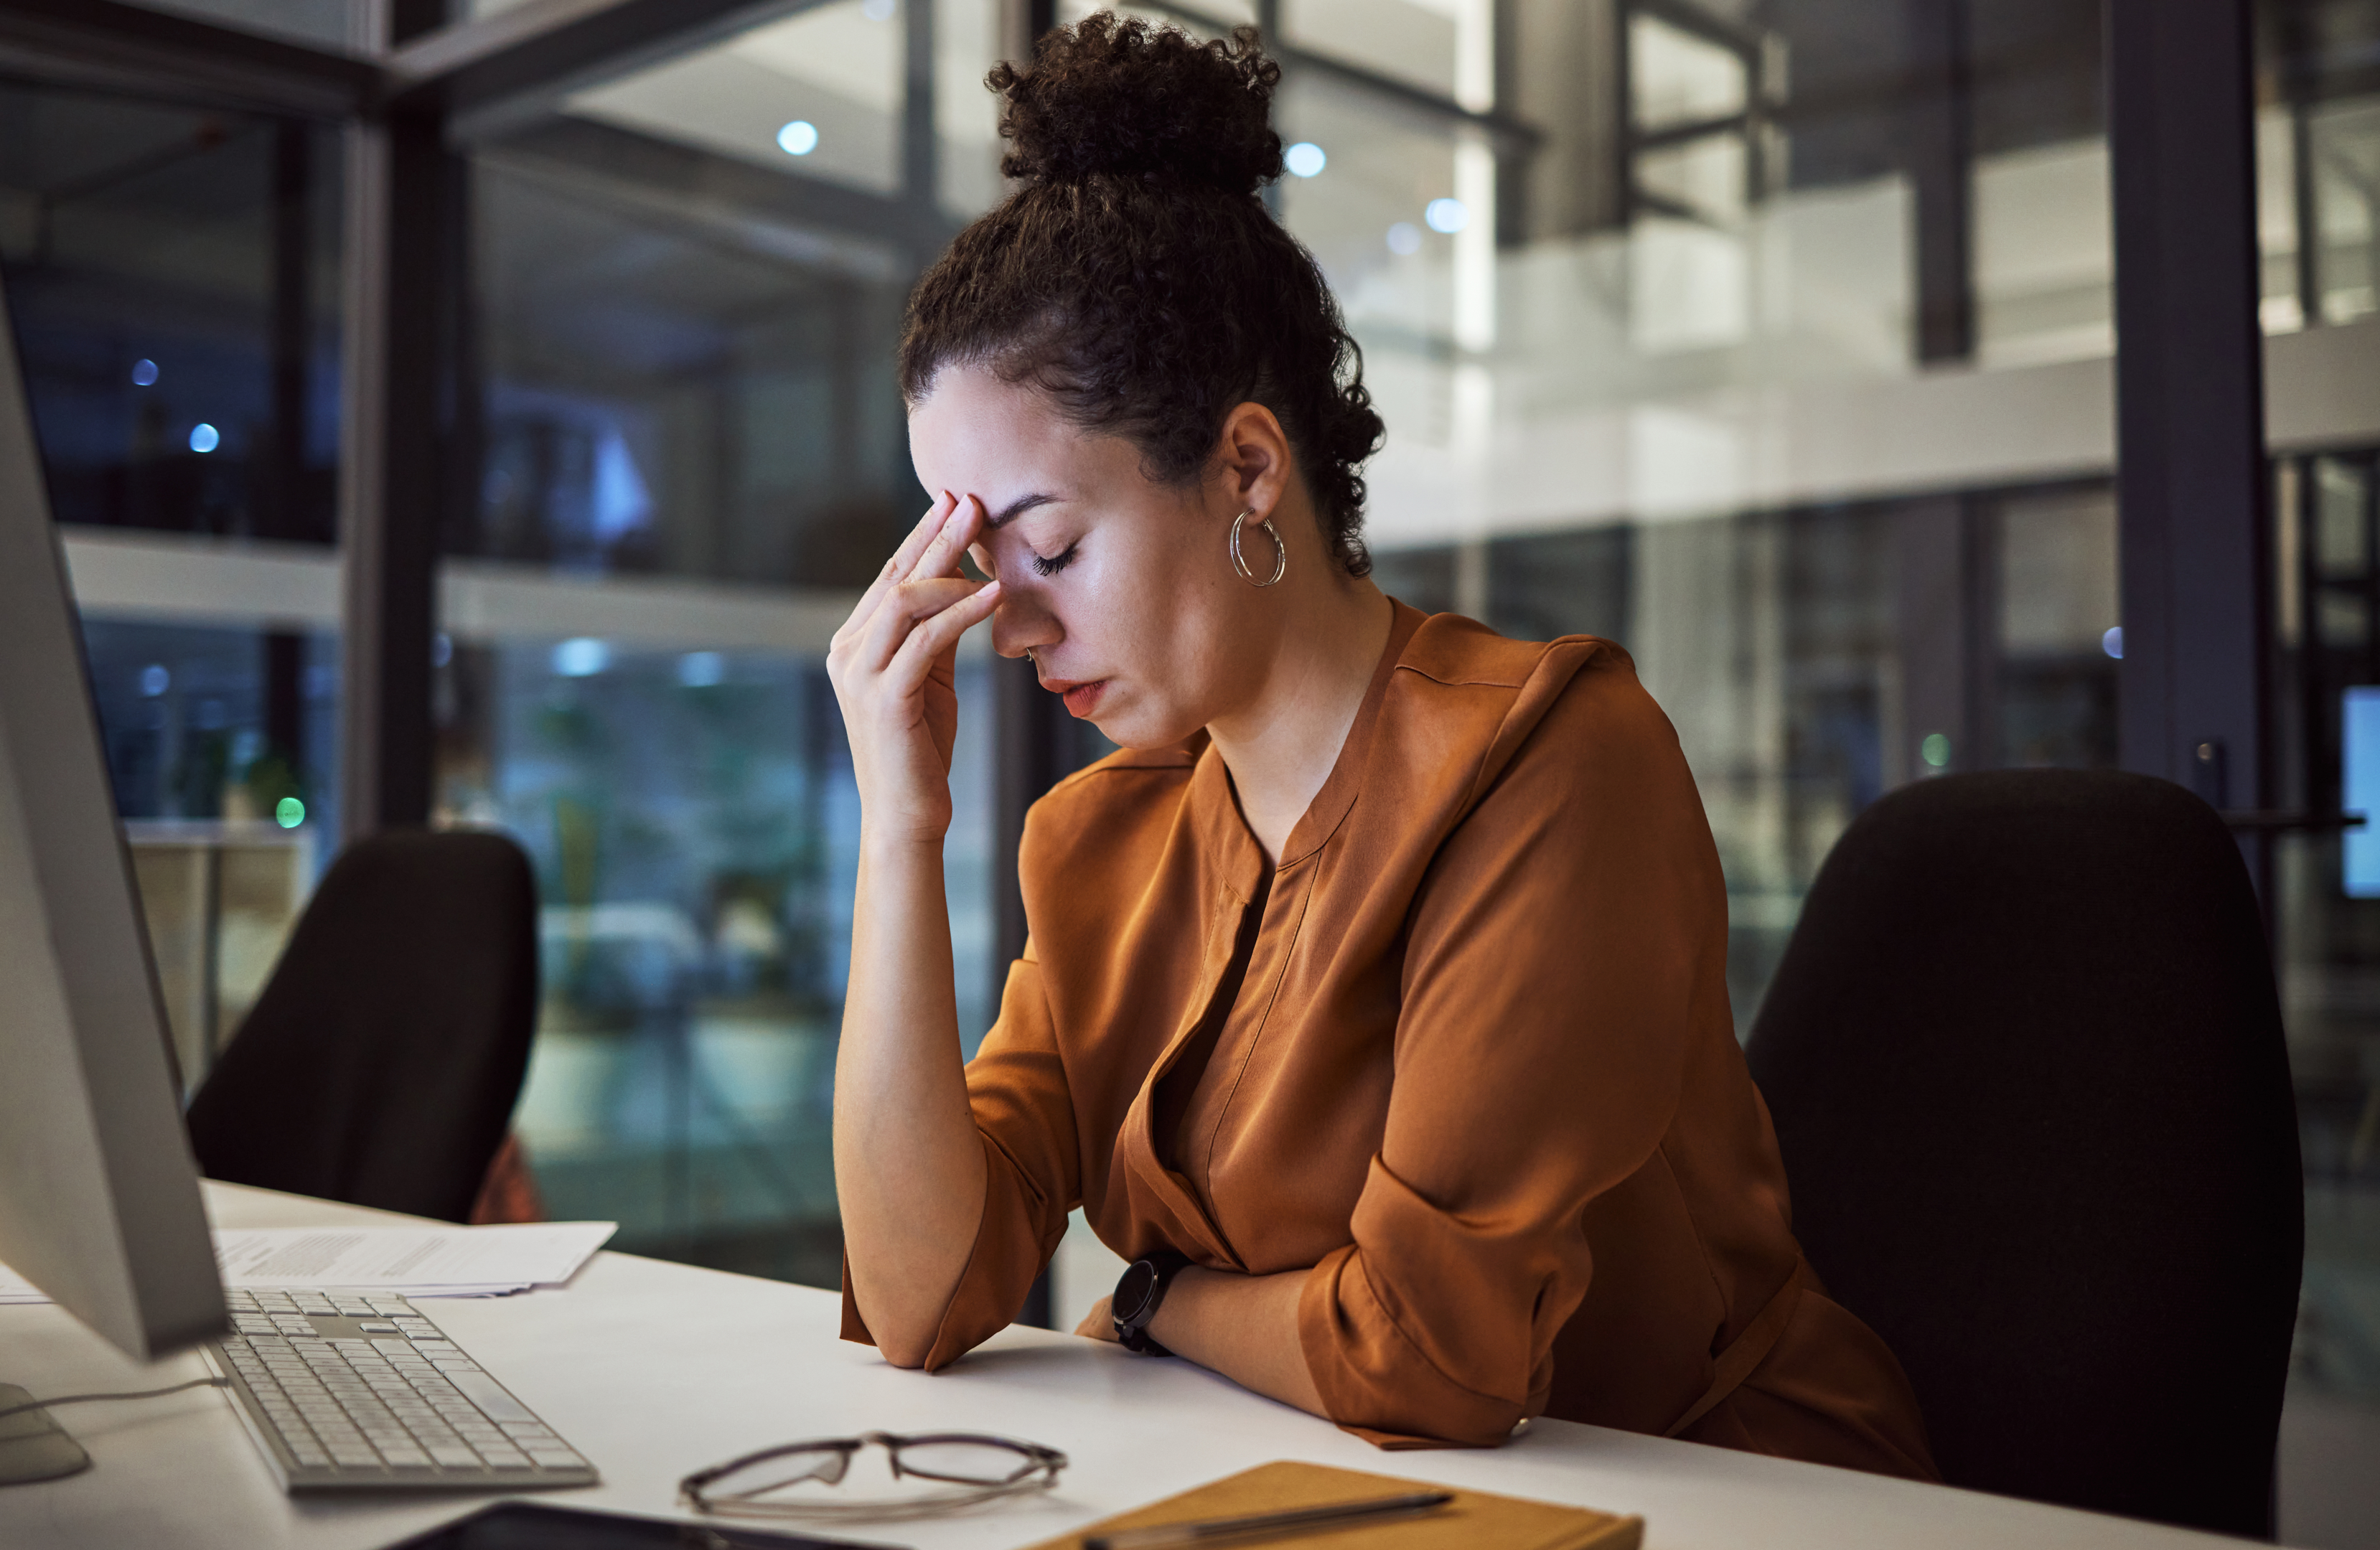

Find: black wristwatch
<box><xmin>1110</xmin><ymin>1250</ymin><xmax>1191</xmax><ymax>1356</ymax></box>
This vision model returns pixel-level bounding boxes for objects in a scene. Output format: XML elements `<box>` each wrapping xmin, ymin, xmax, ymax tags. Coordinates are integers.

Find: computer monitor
<box><xmin>0</xmin><ymin>274</ymin><xmax>228</xmax><ymax>1375</ymax></box>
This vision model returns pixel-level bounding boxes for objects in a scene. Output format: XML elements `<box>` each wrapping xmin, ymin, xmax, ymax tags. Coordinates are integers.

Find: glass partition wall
<box><xmin>428</xmin><ymin>0</ymin><xmax>1006</xmax><ymax>1278</ymax></box>
<box><xmin>5</xmin><ymin>0</ymin><xmax>2379</xmax><ymax>1434</ymax></box>
<box><xmin>0</xmin><ymin>71</ymin><xmax>346</xmax><ymax>1086</ymax></box>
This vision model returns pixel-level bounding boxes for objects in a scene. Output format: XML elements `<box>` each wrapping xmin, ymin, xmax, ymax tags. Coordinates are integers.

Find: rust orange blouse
<box><xmin>843</xmin><ymin>603</ymin><xmax>1937</xmax><ymax>1480</ymax></box>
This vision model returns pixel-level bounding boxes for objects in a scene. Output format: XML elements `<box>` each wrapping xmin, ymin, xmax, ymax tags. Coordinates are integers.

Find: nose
<box><xmin>988</xmin><ymin>584</ymin><xmax>1061</xmax><ymax>663</ymax></box>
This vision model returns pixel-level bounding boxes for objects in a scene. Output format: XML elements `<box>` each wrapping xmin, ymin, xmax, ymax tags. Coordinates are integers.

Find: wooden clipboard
<box><xmin>1026</xmin><ymin>1460</ymin><xmax>1644</xmax><ymax>1550</ymax></box>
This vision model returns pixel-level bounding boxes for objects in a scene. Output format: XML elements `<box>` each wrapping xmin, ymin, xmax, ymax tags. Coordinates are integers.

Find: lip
<box><xmin>1039</xmin><ymin>675</ymin><xmax>1107</xmax><ymax>718</ymax></box>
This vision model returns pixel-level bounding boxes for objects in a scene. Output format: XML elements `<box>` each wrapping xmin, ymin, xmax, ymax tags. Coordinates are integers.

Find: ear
<box><xmin>1212</xmin><ymin>402</ymin><xmax>1295</xmax><ymax>520</ymax></box>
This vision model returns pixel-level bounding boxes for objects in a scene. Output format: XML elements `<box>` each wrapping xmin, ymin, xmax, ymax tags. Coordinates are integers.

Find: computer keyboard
<box><xmin>202</xmin><ymin>1288</ymin><xmax>598</xmax><ymax>1493</ymax></box>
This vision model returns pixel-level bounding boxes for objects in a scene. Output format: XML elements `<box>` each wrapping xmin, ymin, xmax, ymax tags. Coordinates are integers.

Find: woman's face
<box><xmin>907</xmin><ymin>364</ymin><xmax>1280</xmax><ymax>750</ymax></box>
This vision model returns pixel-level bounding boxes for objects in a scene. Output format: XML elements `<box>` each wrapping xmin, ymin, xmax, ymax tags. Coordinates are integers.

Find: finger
<box><xmin>857</xmin><ymin>577</ymin><xmax>996</xmax><ymax>675</ymax></box>
<box><xmin>967</xmin><ymin>541</ymin><xmax>998</xmax><ymax>582</ymax></box>
<box><xmin>840</xmin><ymin>492</ymin><xmax>958</xmax><ymax>645</ymax></box>
<box><xmin>906</xmin><ymin>492</ymin><xmax>986</xmax><ymax>585</ymax></box>
<box><xmin>880</xmin><ymin>579</ymin><xmax>1001</xmax><ymax>689</ymax></box>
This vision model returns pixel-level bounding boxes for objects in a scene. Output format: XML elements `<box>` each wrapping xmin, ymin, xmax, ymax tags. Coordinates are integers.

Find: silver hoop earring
<box><xmin>1229</xmin><ymin>510</ymin><xmax>1287</xmax><ymax>588</ymax></box>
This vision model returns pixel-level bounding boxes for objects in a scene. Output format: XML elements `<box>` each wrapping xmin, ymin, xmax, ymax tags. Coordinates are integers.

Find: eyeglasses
<box><xmin>679</xmin><ymin>1430</ymin><xmax>1068</xmax><ymax>1521</ymax></box>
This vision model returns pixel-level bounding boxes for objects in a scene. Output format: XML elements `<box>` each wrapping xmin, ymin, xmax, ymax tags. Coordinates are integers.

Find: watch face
<box><xmin>1115</xmin><ymin>1260</ymin><xmax>1160</xmax><ymax>1323</ymax></box>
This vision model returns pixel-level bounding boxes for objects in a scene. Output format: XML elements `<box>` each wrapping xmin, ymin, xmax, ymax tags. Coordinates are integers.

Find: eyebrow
<box><xmin>984</xmin><ymin>492</ymin><xmax>1057</xmax><ymax>528</ymax></box>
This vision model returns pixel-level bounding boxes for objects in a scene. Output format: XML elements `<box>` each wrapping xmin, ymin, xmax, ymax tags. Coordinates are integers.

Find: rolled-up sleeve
<box><xmin>1297</xmin><ymin>664</ymin><xmax>1720</xmax><ymax>1447</ymax></box>
<box><xmin>840</xmin><ymin>945</ymin><xmax>1081</xmax><ymax>1368</ymax></box>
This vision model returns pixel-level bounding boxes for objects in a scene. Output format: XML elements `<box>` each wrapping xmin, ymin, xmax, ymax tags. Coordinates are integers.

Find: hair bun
<box><xmin>991</xmin><ymin>15</ymin><xmax>1283</xmax><ymax>197</ymax></box>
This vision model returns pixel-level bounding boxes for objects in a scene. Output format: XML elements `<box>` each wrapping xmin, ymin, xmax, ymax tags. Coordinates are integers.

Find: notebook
<box><xmin>1028</xmin><ymin>1460</ymin><xmax>1643</xmax><ymax>1550</ymax></box>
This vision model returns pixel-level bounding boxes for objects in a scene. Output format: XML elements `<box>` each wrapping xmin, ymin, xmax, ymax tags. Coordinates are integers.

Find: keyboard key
<box><xmin>426</xmin><ymin>1444</ymin><xmax>482</xmax><ymax>1467</ymax></box>
<box><xmin>525</xmin><ymin>1449</ymin><xmax>586</xmax><ymax>1468</ymax></box>
<box><xmin>444</xmin><ymin>1370</ymin><xmax>534</xmax><ymax>1422</ymax></box>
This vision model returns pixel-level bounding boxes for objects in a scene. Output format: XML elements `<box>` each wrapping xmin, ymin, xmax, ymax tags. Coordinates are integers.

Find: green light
<box><xmin>1920</xmin><ymin>732</ymin><xmax>1952</xmax><ymax>769</ymax></box>
<box><xmin>275</xmin><ymin>797</ymin><xmax>305</xmax><ymax>829</ymax></box>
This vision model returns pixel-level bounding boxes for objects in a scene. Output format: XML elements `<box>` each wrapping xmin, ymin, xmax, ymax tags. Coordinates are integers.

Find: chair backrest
<box><xmin>186</xmin><ymin>830</ymin><xmax>539</xmax><ymax>1223</ymax></box>
<box><xmin>1744</xmin><ymin>769</ymin><xmax>2301</xmax><ymax>1538</ymax></box>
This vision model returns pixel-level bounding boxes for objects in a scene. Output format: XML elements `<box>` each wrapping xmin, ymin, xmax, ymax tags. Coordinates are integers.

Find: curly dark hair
<box><xmin>899</xmin><ymin>14</ymin><xmax>1385</xmax><ymax>576</ymax></box>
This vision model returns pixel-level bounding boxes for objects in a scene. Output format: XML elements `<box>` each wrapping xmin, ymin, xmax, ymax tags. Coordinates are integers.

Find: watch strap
<box><xmin>1112</xmin><ymin>1250</ymin><xmax>1191</xmax><ymax>1356</ymax></box>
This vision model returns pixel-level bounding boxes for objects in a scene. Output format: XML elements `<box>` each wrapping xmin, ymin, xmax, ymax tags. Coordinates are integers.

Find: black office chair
<box><xmin>186</xmin><ymin>830</ymin><xmax>540</xmax><ymax>1223</ymax></box>
<box><xmin>1745</xmin><ymin>769</ymin><xmax>2302</xmax><ymax>1539</ymax></box>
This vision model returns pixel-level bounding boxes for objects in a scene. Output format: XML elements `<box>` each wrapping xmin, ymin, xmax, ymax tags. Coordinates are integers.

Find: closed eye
<box><xmin>1029</xmin><ymin>541</ymin><xmax>1079</xmax><ymax>578</ymax></box>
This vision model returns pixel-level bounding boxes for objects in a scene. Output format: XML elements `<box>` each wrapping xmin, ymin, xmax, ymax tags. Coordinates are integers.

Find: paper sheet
<box><xmin>0</xmin><ymin>1221</ymin><xmax>617</xmax><ymax>1305</ymax></box>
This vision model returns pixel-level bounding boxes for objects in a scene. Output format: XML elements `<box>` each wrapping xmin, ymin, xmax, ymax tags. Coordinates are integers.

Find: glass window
<box><xmin>460</xmin><ymin>158</ymin><xmax>916</xmax><ymax>582</ymax></box>
<box><xmin>564</xmin><ymin>0</ymin><xmax>906</xmax><ymax>197</ymax></box>
<box><xmin>445</xmin><ymin>4</ymin><xmax>1008</xmax><ymax>1277</ymax></box>
<box><xmin>1631</xmin><ymin>12</ymin><xmax>1748</xmax><ymax>130</ymax></box>
<box><xmin>2261</xmin><ymin>0</ymin><xmax>2380</xmax><ymax>1420</ymax></box>
<box><xmin>4</xmin><ymin>71</ymin><xmax>347</xmax><ymax>1093</ymax></box>
<box><xmin>0</xmin><ymin>83</ymin><xmax>343</xmax><ymax>545</ymax></box>
<box><xmin>1995</xmin><ymin>488</ymin><xmax>2119</xmax><ymax>771</ymax></box>
<box><xmin>1290</xmin><ymin>0</ymin><xmax>2114</xmax><ymax>1038</ymax></box>
<box><xmin>444</xmin><ymin>636</ymin><xmax>991</xmax><ymax>1282</ymax></box>
<box><xmin>1276</xmin><ymin>74</ymin><xmax>1463</xmax><ymax>349</ymax></box>
<box><xmin>937</xmin><ymin>0</ymin><xmax>1010</xmax><ymax>219</ymax></box>
<box><xmin>1285</xmin><ymin>0</ymin><xmax>1473</xmax><ymax>106</ymax></box>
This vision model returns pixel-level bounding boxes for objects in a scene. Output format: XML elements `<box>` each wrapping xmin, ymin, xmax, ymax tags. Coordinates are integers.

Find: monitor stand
<box><xmin>0</xmin><ymin>1385</ymin><xmax>90</xmax><ymax>1485</ymax></box>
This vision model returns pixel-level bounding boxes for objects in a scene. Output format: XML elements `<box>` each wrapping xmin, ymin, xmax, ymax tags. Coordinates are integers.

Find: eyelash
<box><xmin>1029</xmin><ymin>542</ymin><xmax>1079</xmax><ymax>578</ymax></box>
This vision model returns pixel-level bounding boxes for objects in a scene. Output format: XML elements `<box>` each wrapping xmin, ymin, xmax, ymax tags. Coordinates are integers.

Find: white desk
<box><xmin>1</xmin><ymin>1183</ymin><xmax>2249</xmax><ymax>1550</ymax></box>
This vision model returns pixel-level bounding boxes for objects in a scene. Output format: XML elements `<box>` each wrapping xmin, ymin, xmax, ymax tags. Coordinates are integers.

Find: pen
<box><xmin>1083</xmin><ymin>1490</ymin><xmax>1457</xmax><ymax>1550</ymax></box>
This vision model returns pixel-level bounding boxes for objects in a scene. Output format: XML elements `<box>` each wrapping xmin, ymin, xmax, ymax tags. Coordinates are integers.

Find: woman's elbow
<box><xmin>843</xmin><ymin>1282</ymin><xmax>946</xmax><ymax>1370</ymax></box>
<box><xmin>875</xmin><ymin>1333</ymin><xmax>936</xmax><ymax>1370</ymax></box>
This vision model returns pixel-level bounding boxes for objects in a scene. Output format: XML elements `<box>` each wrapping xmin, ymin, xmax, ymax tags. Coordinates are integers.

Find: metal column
<box><xmin>2107</xmin><ymin>0</ymin><xmax>2271</xmax><ymax>829</ymax></box>
<box><xmin>337</xmin><ymin>104</ymin><xmax>449</xmax><ymax>837</ymax></box>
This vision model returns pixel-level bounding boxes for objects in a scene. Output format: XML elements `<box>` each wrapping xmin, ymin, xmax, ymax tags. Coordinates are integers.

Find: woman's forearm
<box><xmin>833</xmin><ymin>832</ymin><xmax>988</xmax><ymax>1368</ymax></box>
<box><xmin>1146</xmin><ymin>1267</ymin><xmax>1327</xmax><ymax>1417</ymax></box>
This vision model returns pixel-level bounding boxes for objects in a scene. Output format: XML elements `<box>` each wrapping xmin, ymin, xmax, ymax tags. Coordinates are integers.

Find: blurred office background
<box><xmin>1</xmin><ymin>0</ymin><xmax>2376</xmax><ymax>1537</ymax></box>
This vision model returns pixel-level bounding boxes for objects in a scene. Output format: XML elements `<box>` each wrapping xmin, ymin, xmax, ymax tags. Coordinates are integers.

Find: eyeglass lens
<box><xmin>709</xmin><ymin>1444</ymin><xmax>856</xmax><ymax>1499</ymax></box>
<box><xmin>888</xmin><ymin>1438</ymin><xmax>1043</xmax><ymax>1486</ymax></box>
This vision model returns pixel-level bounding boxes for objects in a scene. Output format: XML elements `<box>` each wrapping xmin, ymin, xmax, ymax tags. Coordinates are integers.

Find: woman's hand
<box><xmin>827</xmin><ymin>491</ymin><xmax>1001</xmax><ymax>845</ymax></box>
<box><xmin>1074</xmin><ymin>1296</ymin><xmax>1118</xmax><ymax>1343</ymax></box>
<box><xmin>830</xmin><ymin>492</ymin><xmax>1000</xmax><ymax>1365</ymax></box>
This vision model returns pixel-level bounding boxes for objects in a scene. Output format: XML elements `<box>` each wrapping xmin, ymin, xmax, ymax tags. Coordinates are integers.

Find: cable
<box><xmin>0</xmin><ymin>1376</ymin><xmax>228</xmax><ymax>1428</ymax></box>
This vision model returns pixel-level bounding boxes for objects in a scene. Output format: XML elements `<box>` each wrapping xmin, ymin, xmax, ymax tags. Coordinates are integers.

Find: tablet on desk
<box><xmin>384</xmin><ymin>1501</ymin><xmax>906</xmax><ymax>1550</ymax></box>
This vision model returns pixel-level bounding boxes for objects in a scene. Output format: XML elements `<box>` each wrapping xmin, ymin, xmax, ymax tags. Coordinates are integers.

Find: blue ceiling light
<box><xmin>1425</xmin><ymin>197</ymin><xmax>1469</xmax><ymax>235</ymax></box>
<box><xmin>188</xmin><ymin>423</ymin><xmax>220</xmax><ymax>454</ymax></box>
<box><xmin>131</xmin><ymin>359</ymin><xmax>159</xmax><ymax>387</ymax></box>
<box><xmin>1284</xmin><ymin>141</ymin><xmax>1326</xmax><ymax>178</ymax></box>
<box><xmin>1386</xmin><ymin>222</ymin><xmax>1421</xmax><ymax>256</ymax></box>
<box><xmin>777</xmin><ymin>120</ymin><xmax>819</xmax><ymax>156</ymax></box>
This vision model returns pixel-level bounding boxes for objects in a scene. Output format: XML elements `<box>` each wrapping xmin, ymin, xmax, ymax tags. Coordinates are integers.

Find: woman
<box><xmin>827</xmin><ymin>14</ymin><xmax>1935</xmax><ymax>1478</ymax></box>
